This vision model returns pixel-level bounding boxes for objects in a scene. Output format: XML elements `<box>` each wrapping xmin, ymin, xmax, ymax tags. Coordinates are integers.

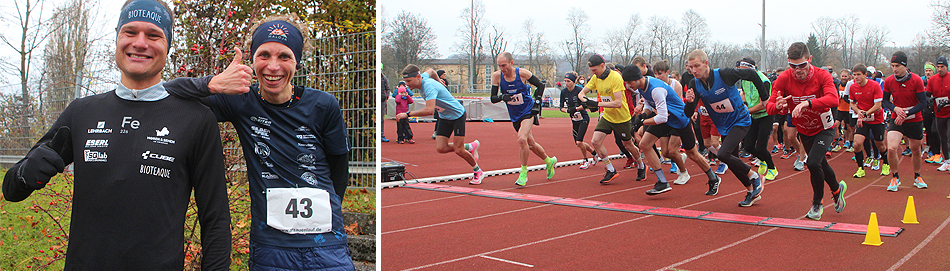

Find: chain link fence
<box><xmin>0</xmin><ymin>31</ymin><xmax>376</xmax><ymax>188</ymax></box>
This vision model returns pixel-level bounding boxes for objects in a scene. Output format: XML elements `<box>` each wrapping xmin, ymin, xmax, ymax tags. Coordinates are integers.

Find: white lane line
<box><xmin>399</xmin><ymin>215</ymin><xmax>653</xmax><ymax>271</ymax></box>
<box><xmin>480</xmin><ymin>255</ymin><xmax>535</xmax><ymax>267</ymax></box>
<box><xmin>886</xmin><ymin>213</ymin><xmax>950</xmax><ymax>271</ymax></box>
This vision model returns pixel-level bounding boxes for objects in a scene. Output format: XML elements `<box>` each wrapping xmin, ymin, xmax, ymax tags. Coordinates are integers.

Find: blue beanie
<box><xmin>116</xmin><ymin>0</ymin><xmax>174</xmax><ymax>52</ymax></box>
<box><xmin>251</xmin><ymin>20</ymin><xmax>304</xmax><ymax>67</ymax></box>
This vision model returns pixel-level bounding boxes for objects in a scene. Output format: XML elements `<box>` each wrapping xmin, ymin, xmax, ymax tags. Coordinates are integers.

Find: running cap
<box><xmin>116</xmin><ymin>0</ymin><xmax>174</xmax><ymax>52</ymax></box>
<box><xmin>251</xmin><ymin>20</ymin><xmax>304</xmax><ymax>69</ymax></box>
<box><xmin>588</xmin><ymin>54</ymin><xmax>605</xmax><ymax>67</ymax></box>
<box><xmin>621</xmin><ymin>65</ymin><xmax>643</xmax><ymax>82</ymax></box>
<box><xmin>891</xmin><ymin>51</ymin><xmax>908</xmax><ymax>67</ymax></box>
<box><xmin>436</xmin><ymin>70</ymin><xmax>446</xmax><ymax>77</ymax></box>
<box><xmin>937</xmin><ymin>57</ymin><xmax>948</xmax><ymax>67</ymax></box>
<box><xmin>615</xmin><ymin>64</ymin><xmax>625</xmax><ymax>71</ymax></box>
<box><xmin>564</xmin><ymin>73</ymin><xmax>577</xmax><ymax>82</ymax></box>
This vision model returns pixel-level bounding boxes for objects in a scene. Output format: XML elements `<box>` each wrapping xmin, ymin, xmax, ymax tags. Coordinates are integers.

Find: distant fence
<box><xmin>0</xmin><ymin>31</ymin><xmax>376</xmax><ymax>188</ymax></box>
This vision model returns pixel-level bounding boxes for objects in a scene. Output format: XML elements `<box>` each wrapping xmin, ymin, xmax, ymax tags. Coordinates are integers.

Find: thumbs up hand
<box><xmin>18</xmin><ymin>126</ymin><xmax>71</xmax><ymax>190</ymax></box>
<box><xmin>209</xmin><ymin>46</ymin><xmax>254</xmax><ymax>95</ymax></box>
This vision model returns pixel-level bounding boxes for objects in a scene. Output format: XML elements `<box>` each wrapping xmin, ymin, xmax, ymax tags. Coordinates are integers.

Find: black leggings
<box><xmin>924</xmin><ymin>112</ymin><xmax>940</xmax><ymax>155</ymax></box>
<box><xmin>798</xmin><ymin>129</ymin><xmax>840</xmax><ymax>205</ymax></box>
<box><xmin>936</xmin><ymin>117</ymin><xmax>950</xmax><ymax>159</ymax></box>
<box><xmin>614</xmin><ymin>131</ymin><xmax>633</xmax><ymax>158</ymax></box>
<box><xmin>744</xmin><ymin>116</ymin><xmax>775</xmax><ymax>169</ymax></box>
<box><xmin>693</xmin><ymin>118</ymin><xmax>706</xmax><ymax>151</ymax></box>
<box><xmin>719</xmin><ymin>125</ymin><xmax>752</xmax><ymax>187</ymax></box>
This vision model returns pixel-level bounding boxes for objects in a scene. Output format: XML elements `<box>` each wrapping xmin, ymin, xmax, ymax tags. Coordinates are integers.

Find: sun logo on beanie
<box><xmin>267</xmin><ymin>24</ymin><xmax>289</xmax><ymax>41</ymax></box>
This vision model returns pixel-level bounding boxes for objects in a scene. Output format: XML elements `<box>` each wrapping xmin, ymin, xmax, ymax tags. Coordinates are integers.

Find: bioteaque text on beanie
<box><xmin>116</xmin><ymin>0</ymin><xmax>174</xmax><ymax>52</ymax></box>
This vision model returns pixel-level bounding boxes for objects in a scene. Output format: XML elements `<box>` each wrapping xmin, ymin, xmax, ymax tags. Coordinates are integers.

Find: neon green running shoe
<box><xmin>515</xmin><ymin>169</ymin><xmax>528</xmax><ymax>186</ymax></box>
<box><xmin>765</xmin><ymin>168</ymin><xmax>778</xmax><ymax>180</ymax></box>
<box><xmin>880</xmin><ymin>164</ymin><xmax>890</xmax><ymax>176</ymax></box>
<box><xmin>545</xmin><ymin>156</ymin><xmax>557</xmax><ymax>179</ymax></box>
<box><xmin>757</xmin><ymin>161</ymin><xmax>767</xmax><ymax>175</ymax></box>
<box><xmin>853</xmin><ymin>167</ymin><xmax>865</xmax><ymax>178</ymax></box>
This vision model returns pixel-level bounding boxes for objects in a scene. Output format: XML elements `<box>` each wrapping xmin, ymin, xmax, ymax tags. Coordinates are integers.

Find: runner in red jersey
<box><xmin>766</xmin><ymin>42</ymin><xmax>846</xmax><ymax>220</ymax></box>
<box><xmin>929</xmin><ymin>57</ymin><xmax>950</xmax><ymax>172</ymax></box>
<box><xmin>848</xmin><ymin>64</ymin><xmax>889</xmax><ymax>179</ymax></box>
<box><xmin>882</xmin><ymin>51</ymin><xmax>929</xmax><ymax>191</ymax></box>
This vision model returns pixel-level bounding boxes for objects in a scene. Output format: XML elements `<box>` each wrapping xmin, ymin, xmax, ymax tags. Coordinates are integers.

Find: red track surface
<box><xmin>380</xmin><ymin>114</ymin><xmax>950</xmax><ymax>270</ymax></box>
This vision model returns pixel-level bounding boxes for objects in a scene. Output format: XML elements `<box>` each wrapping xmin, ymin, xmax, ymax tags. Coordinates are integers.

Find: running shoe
<box><xmin>871</xmin><ymin>159</ymin><xmax>880</xmax><ymax>171</ymax></box>
<box><xmin>700</xmin><ymin>149</ymin><xmax>709</xmax><ymax>156</ymax></box>
<box><xmin>407</xmin><ymin>139</ymin><xmax>416</xmax><ymax>144</ymax></box>
<box><xmin>600</xmin><ymin>170</ymin><xmax>619</xmax><ymax>184</ymax></box>
<box><xmin>670</xmin><ymin>161</ymin><xmax>678</xmax><ymax>174</ymax></box>
<box><xmin>938</xmin><ymin>161</ymin><xmax>950</xmax><ymax>171</ymax></box>
<box><xmin>757</xmin><ymin>161</ymin><xmax>767</xmax><ymax>175</ymax></box>
<box><xmin>825</xmin><ymin>151</ymin><xmax>832</xmax><ymax>158</ymax></box>
<box><xmin>927</xmin><ymin>154</ymin><xmax>943</xmax><ymax>164</ymax></box>
<box><xmin>771</xmin><ymin>144</ymin><xmax>782</xmax><ymax>153</ymax></box>
<box><xmin>515</xmin><ymin>170</ymin><xmax>528</xmax><ymax>186</ymax></box>
<box><xmin>579</xmin><ymin>159</ymin><xmax>592</xmax><ymax>169</ymax></box>
<box><xmin>545</xmin><ymin>156</ymin><xmax>557</xmax><ymax>179</ymax></box>
<box><xmin>863</xmin><ymin>157</ymin><xmax>873</xmax><ymax>168</ymax></box>
<box><xmin>914</xmin><ymin>176</ymin><xmax>928</xmax><ymax>189</ymax></box>
<box><xmin>881</xmin><ymin>164</ymin><xmax>890</xmax><ymax>175</ymax></box>
<box><xmin>469</xmin><ymin>140</ymin><xmax>481</xmax><ymax>162</ymax></box>
<box><xmin>431</xmin><ymin>132</ymin><xmax>437</xmax><ymax>139</ymax></box>
<box><xmin>382</xmin><ymin>136</ymin><xmax>390</xmax><ymax>142</ymax></box>
<box><xmin>853</xmin><ymin>167</ymin><xmax>865</xmax><ymax>178</ymax></box>
<box><xmin>831</xmin><ymin>145</ymin><xmax>842</xmax><ymax>152</ymax></box>
<box><xmin>661</xmin><ymin>157</ymin><xmax>672</xmax><ymax>164</ymax></box>
<box><xmin>708</xmin><ymin>159</ymin><xmax>717</xmax><ymax>166</ymax></box>
<box><xmin>845</xmin><ymin>147</ymin><xmax>854</xmax><ymax>152</ymax></box>
<box><xmin>750</xmin><ymin>157</ymin><xmax>761</xmax><ymax>166</ymax></box>
<box><xmin>636</xmin><ymin>167</ymin><xmax>646</xmax><ymax>181</ymax></box>
<box><xmin>833</xmin><ymin>180</ymin><xmax>847</xmax><ymax>213</ymax></box>
<box><xmin>781</xmin><ymin>149</ymin><xmax>796</xmax><ymax>159</ymax></box>
<box><xmin>794</xmin><ymin>158</ymin><xmax>805</xmax><ymax>171</ymax></box>
<box><xmin>590</xmin><ymin>156</ymin><xmax>600</xmax><ymax>167</ymax></box>
<box><xmin>740</xmin><ymin>151</ymin><xmax>752</xmax><ymax>158</ymax></box>
<box><xmin>738</xmin><ymin>191</ymin><xmax>761</xmax><ymax>207</ymax></box>
<box><xmin>751</xmin><ymin>175</ymin><xmax>763</xmax><ymax>196</ymax></box>
<box><xmin>470</xmin><ymin>170</ymin><xmax>484</xmax><ymax>185</ymax></box>
<box><xmin>765</xmin><ymin>168</ymin><xmax>778</xmax><ymax>180</ymax></box>
<box><xmin>646</xmin><ymin>181</ymin><xmax>672</xmax><ymax>195</ymax></box>
<box><xmin>397</xmin><ymin>140</ymin><xmax>404</xmax><ymax>144</ymax></box>
<box><xmin>806</xmin><ymin>204</ymin><xmax>823</xmax><ymax>220</ymax></box>
<box><xmin>715</xmin><ymin>163</ymin><xmax>728</xmax><ymax>175</ymax></box>
<box><xmin>673</xmin><ymin>169</ymin><xmax>690</xmax><ymax>185</ymax></box>
<box><xmin>705</xmin><ymin>175</ymin><xmax>722</xmax><ymax>195</ymax></box>
<box><xmin>624</xmin><ymin>157</ymin><xmax>635</xmax><ymax>169</ymax></box>
<box><xmin>902</xmin><ymin>147</ymin><xmax>912</xmax><ymax>156</ymax></box>
<box><xmin>887</xmin><ymin>177</ymin><xmax>900</xmax><ymax>192</ymax></box>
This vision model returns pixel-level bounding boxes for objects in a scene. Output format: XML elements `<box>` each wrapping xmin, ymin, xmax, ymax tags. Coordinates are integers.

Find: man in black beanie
<box><xmin>882</xmin><ymin>51</ymin><xmax>929</xmax><ymax>191</ymax></box>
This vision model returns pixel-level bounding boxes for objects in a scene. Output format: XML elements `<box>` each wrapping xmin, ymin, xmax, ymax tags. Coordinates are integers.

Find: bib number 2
<box><xmin>267</xmin><ymin>188</ymin><xmax>333</xmax><ymax>234</ymax></box>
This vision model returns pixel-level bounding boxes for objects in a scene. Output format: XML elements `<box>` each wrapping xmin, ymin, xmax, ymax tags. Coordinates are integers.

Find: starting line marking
<box><xmin>479</xmin><ymin>255</ymin><xmax>535</xmax><ymax>267</ymax></box>
<box><xmin>402</xmin><ymin>183</ymin><xmax>905</xmax><ymax>237</ymax></box>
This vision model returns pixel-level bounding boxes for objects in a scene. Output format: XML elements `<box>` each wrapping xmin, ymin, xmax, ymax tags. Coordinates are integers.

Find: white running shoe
<box><xmin>939</xmin><ymin>161</ymin><xmax>950</xmax><ymax>172</ymax></box>
<box><xmin>673</xmin><ymin>169</ymin><xmax>690</xmax><ymax>185</ymax></box>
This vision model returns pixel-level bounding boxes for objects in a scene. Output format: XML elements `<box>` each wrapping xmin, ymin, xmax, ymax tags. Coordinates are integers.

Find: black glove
<box><xmin>567</xmin><ymin>105</ymin><xmax>577</xmax><ymax>115</ymax></box>
<box><xmin>634</xmin><ymin>116</ymin><xmax>645</xmax><ymax>127</ymax></box>
<box><xmin>583</xmin><ymin>99</ymin><xmax>599</xmax><ymax>109</ymax></box>
<box><xmin>18</xmin><ymin>126</ymin><xmax>70</xmax><ymax>190</ymax></box>
<box><xmin>501</xmin><ymin>94</ymin><xmax>512</xmax><ymax>102</ymax></box>
<box><xmin>532</xmin><ymin>103</ymin><xmax>542</xmax><ymax>116</ymax></box>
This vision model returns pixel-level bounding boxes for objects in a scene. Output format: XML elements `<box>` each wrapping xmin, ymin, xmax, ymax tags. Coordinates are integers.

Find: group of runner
<box><xmin>399</xmin><ymin>41</ymin><xmax>946</xmax><ymax>221</ymax></box>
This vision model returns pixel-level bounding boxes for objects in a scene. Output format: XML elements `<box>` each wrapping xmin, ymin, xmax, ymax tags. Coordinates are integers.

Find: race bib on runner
<box><xmin>820</xmin><ymin>110</ymin><xmax>834</xmax><ymax>129</ymax></box>
<box><xmin>709</xmin><ymin>98</ymin><xmax>735</xmax><ymax>113</ymax></box>
<box><xmin>700</xmin><ymin>106</ymin><xmax>709</xmax><ymax>116</ymax></box>
<box><xmin>571</xmin><ymin>112</ymin><xmax>583</xmax><ymax>121</ymax></box>
<box><xmin>266</xmin><ymin>187</ymin><xmax>332</xmax><ymax>234</ymax></box>
<box><xmin>863</xmin><ymin>112</ymin><xmax>875</xmax><ymax>121</ymax></box>
<box><xmin>506</xmin><ymin>93</ymin><xmax>524</xmax><ymax>106</ymax></box>
<box><xmin>600</xmin><ymin>95</ymin><xmax>613</xmax><ymax>102</ymax></box>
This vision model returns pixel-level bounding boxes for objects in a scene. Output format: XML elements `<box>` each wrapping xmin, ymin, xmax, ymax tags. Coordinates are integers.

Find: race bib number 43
<box><xmin>266</xmin><ymin>188</ymin><xmax>332</xmax><ymax>234</ymax></box>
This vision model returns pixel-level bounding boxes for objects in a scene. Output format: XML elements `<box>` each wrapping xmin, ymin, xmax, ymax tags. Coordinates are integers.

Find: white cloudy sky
<box><xmin>379</xmin><ymin>0</ymin><xmax>933</xmax><ymax>58</ymax></box>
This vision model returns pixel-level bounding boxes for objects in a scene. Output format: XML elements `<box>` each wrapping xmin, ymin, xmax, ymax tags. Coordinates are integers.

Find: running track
<box><xmin>380</xmin><ymin>114</ymin><xmax>950</xmax><ymax>270</ymax></box>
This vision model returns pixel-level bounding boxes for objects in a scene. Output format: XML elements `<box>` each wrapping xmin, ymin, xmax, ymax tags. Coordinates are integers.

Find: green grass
<box><xmin>0</xmin><ymin>168</ymin><xmax>375</xmax><ymax>270</ymax></box>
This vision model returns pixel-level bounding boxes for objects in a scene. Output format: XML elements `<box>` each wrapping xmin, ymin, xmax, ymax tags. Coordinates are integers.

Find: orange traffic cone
<box><xmin>902</xmin><ymin>196</ymin><xmax>919</xmax><ymax>224</ymax></box>
<box><xmin>862</xmin><ymin>212</ymin><xmax>883</xmax><ymax>246</ymax></box>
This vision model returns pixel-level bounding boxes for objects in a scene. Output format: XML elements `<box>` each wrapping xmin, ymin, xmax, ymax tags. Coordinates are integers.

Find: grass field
<box><xmin>0</xmin><ymin>168</ymin><xmax>375</xmax><ymax>270</ymax></box>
